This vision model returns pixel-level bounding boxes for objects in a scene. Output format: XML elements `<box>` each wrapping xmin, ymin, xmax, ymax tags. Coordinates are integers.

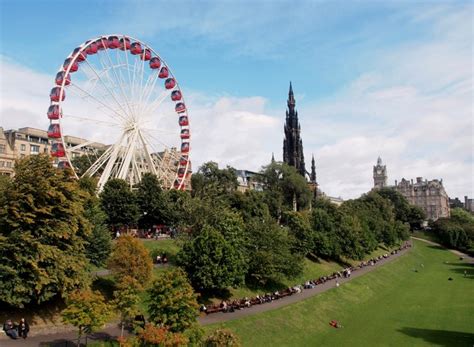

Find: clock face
<box><xmin>377</xmin><ymin>169</ymin><xmax>382</xmax><ymax>174</ymax></box>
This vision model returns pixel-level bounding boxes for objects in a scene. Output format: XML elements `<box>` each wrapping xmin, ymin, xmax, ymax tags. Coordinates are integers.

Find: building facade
<box><xmin>0</xmin><ymin>127</ymin><xmax>106</xmax><ymax>176</ymax></box>
<box><xmin>395</xmin><ymin>177</ymin><xmax>450</xmax><ymax>220</ymax></box>
<box><xmin>283</xmin><ymin>82</ymin><xmax>306</xmax><ymax>177</ymax></box>
<box><xmin>372</xmin><ymin>157</ymin><xmax>450</xmax><ymax>220</ymax></box>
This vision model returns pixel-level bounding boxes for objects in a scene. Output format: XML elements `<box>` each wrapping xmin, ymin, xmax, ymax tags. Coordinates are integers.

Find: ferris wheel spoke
<box><xmin>102</xmin><ymin>45</ymin><xmax>136</xmax><ymax>122</ymax></box>
<box><xmin>68</xmin><ymin>82</ymin><xmax>127</xmax><ymax>122</ymax></box>
<box><xmin>143</xmin><ymin>89</ymin><xmax>173</xmax><ymax>116</ymax></box>
<box><xmin>63</xmin><ymin>114</ymin><xmax>121</xmax><ymax>127</ymax></box>
<box><xmin>138</xmin><ymin>71</ymin><xmax>160</xmax><ymax>116</ymax></box>
<box><xmin>80</xmin><ymin>57</ymin><xmax>131</xmax><ymax>121</ymax></box>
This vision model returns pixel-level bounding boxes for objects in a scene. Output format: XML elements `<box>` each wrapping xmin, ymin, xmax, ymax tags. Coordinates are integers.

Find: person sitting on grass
<box><xmin>3</xmin><ymin>319</ymin><xmax>18</xmax><ymax>339</ymax></box>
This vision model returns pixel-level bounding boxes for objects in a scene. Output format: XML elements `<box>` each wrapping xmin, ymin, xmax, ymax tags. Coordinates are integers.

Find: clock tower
<box><xmin>373</xmin><ymin>156</ymin><xmax>387</xmax><ymax>189</ymax></box>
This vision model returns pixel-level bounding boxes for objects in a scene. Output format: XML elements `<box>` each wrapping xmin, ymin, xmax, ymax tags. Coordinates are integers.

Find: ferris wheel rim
<box><xmin>48</xmin><ymin>34</ymin><xmax>191</xmax><ymax>191</ymax></box>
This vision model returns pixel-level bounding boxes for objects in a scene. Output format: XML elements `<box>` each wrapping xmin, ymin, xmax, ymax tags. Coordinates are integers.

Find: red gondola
<box><xmin>85</xmin><ymin>41</ymin><xmax>98</xmax><ymax>55</ymax></box>
<box><xmin>179</xmin><ymin>116</ymin><xmax>188</xmax><ymax>126</ymax></box>
<box><xmin>181</xmin><ymin>142</ymin><xmax>190</xmax><ymax>153</ymax></box>
<box><xmin>140</xmin><ymin>48</ymin><xmax>151</xmax><ymax>61</ymax></box>
<box><xmin>47</xmin><ymin>124</ymin><xmax>61</xmax><ymax>138</ymax></box>
<box><xmin>165</xmin><ymin>78</ymin><xmax>176</xmax><ymax>89</ymax></box>
<box><xmin>72</xmin><ymin>47</ymin><xmax>87</xmax><ymax>62</ymax></box>
<box><xmin>174</xmin><ymin>179</ymin><xmax>181</xmax><ymax>189</ymax></box>
<box><xmin>175</xmin><ymin>102</ymin><xmax>186</xmax><ymax>113</ymax></box>
<box><xmin>158</xmin><ymin>67</ymin><xmax>169</xmax><ymax>79</ymax></box>
<box><xmin>180</xmin><ymin>129</ymin><xmax>190</xmax><ymax>139</ymax></box>
<box><xmin>47</xmin><ymin>105</ymin><xmax>62</xmax><ymax>120</ymax></box>
<box><xmin>178</xmin><ymin>168</ymin><xmax>186</xmax><ymax>178</ymax></box>
<box><xmin>57</xmin><ymin>161</ymin><xmax>71</xmax><ymax>169</ymax></box>
<box><xmin>95</xmin><ymin>38</ymin><xmax>108</xmax><ymax>50</ymax></box>
<box><xmin>55</xmin><ymin>71</ymin><xmax>71</xmax><ymax>86</ymax></box>
<box><xmin>108</xmin><ymin>36</ymin><xmax>120</xmax><ymax>49</ymax></box>
<box><xmin>119</xmin><ymin>37</ymin><xmax>131</xmax><ymax>50</ymax></box>
<box><xmin>149</xmin><ymin>57</ymin><xmax>161</xmax><ymax>69</ymax></box>
<box><xmin>130</xmin><ymin>42</ymin><xmax>142</xmax><ymax>55</ymax></box>
<box><xmin>51</xmin><ymin>142</ymin><xmax>65</xmax><ymax>157</ymax></box>
<box><xmin>179</xmin><ymin>158</ymin><xmax>188</xmax><ymax>166</ymax></box>
<box><xmin>171</xmin><ymin>90</ymin><xmax>182</xmax><ymax>101</ymax></box>
<box><xmin>50</xmin><ymin>87</ymin><xmax>65</xmax><ymax>102</ymax></box>
<box><xmin>63</xmin><ymin>58</ymin><xmax>78</xmax><ymax>72</ymax></box>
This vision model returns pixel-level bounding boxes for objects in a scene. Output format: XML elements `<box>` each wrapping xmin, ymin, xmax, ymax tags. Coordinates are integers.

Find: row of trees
<box><xmin>174</xmin><ymin>162</ymin><xmax>421</xmax><ymax>292</ymax></box>
<box><xmin>431</xmin><ymin>208</ymin><xmax>474</xmax><ymax>254</ymax></box>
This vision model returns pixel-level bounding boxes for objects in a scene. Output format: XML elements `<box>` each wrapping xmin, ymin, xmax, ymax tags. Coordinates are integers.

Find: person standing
<box><xmin>18</xmin><ymin>318</ymin><xmax>29</xmax><ymax>339</ymax></box>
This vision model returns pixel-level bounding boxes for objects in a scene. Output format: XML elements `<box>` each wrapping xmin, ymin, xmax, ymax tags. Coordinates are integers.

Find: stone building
<box><xmin>372</xmin><ymin>157</ymin><xmax>450</xmax><ymax>220</ymax></box>
<box><xmin>464</xmin><ymin>196</ymin><xmax>474</xmax><ymax>213</ymax></box>
<box><xmin>0</xmin><ymin>127</ymin><xmax>105</xmax><ymax>176</ymax></box>
<box><xmin>373</xmin><ymin>156</ymin><xmax>387</xmax><ymax>189</ymax></box>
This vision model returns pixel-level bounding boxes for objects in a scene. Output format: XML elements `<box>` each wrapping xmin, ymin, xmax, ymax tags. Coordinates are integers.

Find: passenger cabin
<box><xmin>47</xmin><ymin>124</ymin><xmax>61</xmax><ymax>138</ymax></box>
<box><xmin>50</xmin><ymin>87</ymin><xmax>65</xmax><ymax>102</ymax></box>
<box><xmin>47</xmin><ymin>105</ymin><xmax>62</xmax><ymax>120</ymax></box>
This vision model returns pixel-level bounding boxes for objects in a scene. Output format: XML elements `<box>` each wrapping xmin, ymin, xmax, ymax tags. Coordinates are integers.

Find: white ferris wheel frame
<box><xmin>49</xmin><ymin>34</ymin><xmax>191</xmax><ymax>192</ymax></box>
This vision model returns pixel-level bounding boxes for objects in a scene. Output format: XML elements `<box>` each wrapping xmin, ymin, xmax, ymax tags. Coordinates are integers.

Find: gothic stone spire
<box><xmin>283</xmin><ymin>82</ymin><xmax>306</xmax><ymax>177</ymax></box>
<box><xmin>310</xmin><ymin>154</ymin><xmax>317</xmax><ymax>183</ymax></box>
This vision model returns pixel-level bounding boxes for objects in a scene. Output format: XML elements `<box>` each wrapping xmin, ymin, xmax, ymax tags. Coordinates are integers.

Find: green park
<box><xmin>1</xmin><ymin>155</ymin><xmax>473</xmax><ymax>346</ymax></box>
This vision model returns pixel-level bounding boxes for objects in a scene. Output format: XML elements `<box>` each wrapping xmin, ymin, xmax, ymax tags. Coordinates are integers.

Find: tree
<box><xmin>113</xmin><ymin>276</ymin><xmax>141</xmax><ymax>337</ymax></box>
<box><xmin>431</xmin><ymin>208</ymin><xmax>474</xmax><ymax>254</ymax></box>
<box><xmin>136</xmin><ymin>173</ymin><xmax>169</xmax><ymax>229</ymax></box>
<box><xmin>245</xmin><ymin>218</ymin><xmax>303</xmax><ymax>285</ymax></box>
<box><xmin>61</xmin><ymin>289</ymin><xmax>111</xmax><ymax>346</ymax></box>
<box><xmin>282</xmin><ymin>211</ymin><xmax>314</xmax><ymax>256</ymax></box>
<box><xmin>136</xmin><ymin>324</ymin><xmax>189</xmax><ymax>346</ymax></box>
<box><xmin>177</xmin><ymin>225</ymin><xmax>246</xmax><ymax>290</ymax></box>
<box><xmin>0</xmin><ymin>155</ymin><xmax>91</xmax><ymax>307</ymax></box>
<box><xmin>260</xmin><ymin>162</ymin><xmax>312</xmax><ymax>213</ymax></box>
<box><xmin>108</xmin><ymin>235</ymin><xmax>153</xmax><ymax>288</ymax></box>
<box><xmin>147</xmin><ymin>268</ymin><xmax>199</xmax><ymax>333</ymax></box>
<box><xmin>191</xmin><ymin>162</ymin><xmax>238</xmax><ymax>200</ymax></box>
<box><xmin>71</xmin><ymin>150</ymin><xmax>104</xmax><ymax>177</ymax></box>
<box><xmin>100</xmin><ymin>178</ymin><xmax>139</xmax><ymax>230</ymax></box>
<box><xmin>205</xmin><ymin>328</ymin><xmax>241</xmax><ymax>347</ymax></box>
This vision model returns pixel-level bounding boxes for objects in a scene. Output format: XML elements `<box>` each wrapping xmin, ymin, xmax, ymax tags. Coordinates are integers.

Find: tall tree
<box><xmin>191</xmin><ymin>162</ymin><xmax>238</xmax><ymax>200</ymax></box>
<box><xmin>0</xmin><ymin>155</ymin><xmax>91</xmax><ymax>307</ymax></box>
<box><xmin>113</xmin><ymin>276</ymin><xmax>141</xmax><ymax>337</ymax></box>
<box><xmin>147</xmin><ymin>268</ymin><xmax>199</xmax><ymax>333</ymax></box>
<box><xmin>107</xmin><ymin>235</ymin><xmax>153</xmax><ymax>289</ymax></box>
<box><xmin>100</xmin><ymin>178</ymin><xmax>139</xmax><ymax>230</ymax></box>
<box><xmin>136</xmin><ymin>173</ymin><xmax>169</xmax><ymax>229</ymax></box>
<box><xmin>79</xmin><ymin>177</ymin><xmax>111</xmax><ymax>267</ymax></box>
<box><xmin>177</xmin><ymin>225</ymin><xmax>246</xmax><ymax>290</ymax></box>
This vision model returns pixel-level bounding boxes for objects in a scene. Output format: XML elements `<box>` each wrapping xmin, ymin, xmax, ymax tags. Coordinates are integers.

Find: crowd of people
<box><xmin>3</xmin><ymin>318</ymin><xmax>29</xmax><ymax>340</ymax></box>
<box><xmin>201</xmin><ymin>242</ymin><xmax>412</xmax><ymax>315</ymax></box>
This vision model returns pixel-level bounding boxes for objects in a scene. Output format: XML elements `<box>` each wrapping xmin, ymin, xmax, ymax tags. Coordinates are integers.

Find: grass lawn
<box><xmin>207</xmin><ymin>240</ymin><xmax>474</xmax><ymax>347</ymax></box>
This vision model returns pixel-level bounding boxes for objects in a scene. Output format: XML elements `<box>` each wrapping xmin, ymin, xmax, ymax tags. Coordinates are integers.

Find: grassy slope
<box><xmin>208</xmin><ymin>240</ymin><xmax>474</xmax><ymax>347</ymax></box>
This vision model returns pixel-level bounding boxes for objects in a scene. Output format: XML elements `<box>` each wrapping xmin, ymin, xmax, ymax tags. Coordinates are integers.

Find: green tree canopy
<box><xmin>136</xmin><ymin>173</ymin><xmax>169</xmax><ymax>229</ymax></box>
<box><xmin>147</xmin><ymin>268</ymin><xmax>199</xmax><ymax>333</ymax></box>
<box><xmin>62</xmin><ymin>289</ymin><xmax>111</xmax><ymax>345</ymax></box>
<box><xmin>177</xmin><ymin>225</ymin><xmax>247</xmax><ymax>290</ymax></box>
<box><xmin>0</xmin><ymin>155</ymin><xmax>91</xmax><ymax>307</ymax></box>
<box><xmin>107</xmin><ymin>235</ymin><xmax>153</xmax><ymax>289</ymax></box>
<box><xmin>191</xmin><ymin>161</ymin><xmax>238</xmax><ymax>200</ymax></box>
<box><xmin>100</xmin><ymin>178</ymin><xmax>139</xmax><ymax>230</ymax></box>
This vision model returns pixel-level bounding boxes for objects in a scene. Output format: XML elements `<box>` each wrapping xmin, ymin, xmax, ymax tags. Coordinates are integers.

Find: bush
<box><xmin>205</xmin><ymin>328</ymin><xmax>241</xmax><ymax>347</ymax></box>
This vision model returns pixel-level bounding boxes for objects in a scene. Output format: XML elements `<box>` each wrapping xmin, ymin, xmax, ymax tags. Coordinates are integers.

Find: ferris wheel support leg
<box><xmin>97</xmin><ymin>132</ymin><xmax>126</xmax><ymax>193</ymax></box>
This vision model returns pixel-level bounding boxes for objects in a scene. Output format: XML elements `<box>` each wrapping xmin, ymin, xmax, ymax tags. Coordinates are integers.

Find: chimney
<box><xmin>416</xmin><ymin>177</ymin><xmax>422</xmax><ymax>183</ymax></box>
<box><xmin>411</xmin><ymin>179</ymin><xmax>413</xmax><ymax>185</ymax></box>
<box><xmin>395</xmin><ymin>179</ymin><xmax>398</xmax><ymax>186</ymax></box>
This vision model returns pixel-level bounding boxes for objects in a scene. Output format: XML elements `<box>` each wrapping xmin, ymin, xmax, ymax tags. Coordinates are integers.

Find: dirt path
<box><xmin>0</xmin><ymin>242</ymin><xmax>415</xmax><ymax>346</ymax></box>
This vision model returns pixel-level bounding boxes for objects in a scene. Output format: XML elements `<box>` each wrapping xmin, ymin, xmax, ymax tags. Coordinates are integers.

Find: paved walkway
<box><xmin>0</xmin><ymin>240</ymin><xmax>423</xmax><ymax>346</ymax></box>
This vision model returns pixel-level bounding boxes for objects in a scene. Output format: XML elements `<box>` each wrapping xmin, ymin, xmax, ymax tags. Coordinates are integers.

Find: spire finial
<box><xmin>288</xmin><ymin>81</ymin><xmax>295</xmax><ymax>108</ymax></box>
<box><xmin>271</xmin><ymin>152</ymin><xmax>275</xmax><ymax>163</ymax></box>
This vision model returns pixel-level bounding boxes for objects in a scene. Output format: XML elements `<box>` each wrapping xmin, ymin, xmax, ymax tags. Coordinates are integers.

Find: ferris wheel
<box><xmin>46</xmin><ymin>34</ymin><xmax>191</xmax><ymax>192</ymax></box>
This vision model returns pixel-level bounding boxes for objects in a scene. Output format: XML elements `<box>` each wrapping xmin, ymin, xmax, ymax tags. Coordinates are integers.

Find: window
<box><xmin>0</xmin><ymin>161</ymin><xmax>4</xmax><ymax>167</ymax></box>
<box><xmin>6</xmin><ymin>162</ymin><xmax>11</xmax><ymax>168</ymax></box>
<box><xmin>0</xmin><ymin>144</ymin><xmax>5</xmax><ymax>154</ymax></box>
<box><xmin>21</xmin><ymin>144</ymin><xmax>26</xmax><ymax>151</ymax></box>
<box><xmin>30</xmin><ymin>145</ymin><xmax>40</xmax><ymax>154</ymax></box>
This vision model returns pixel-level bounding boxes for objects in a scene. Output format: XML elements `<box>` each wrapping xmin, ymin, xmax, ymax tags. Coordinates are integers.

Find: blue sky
<box><xmin>0</xmin><ymin>0</ymin><xmax>472</xmax><ymax>198</ymax></box>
